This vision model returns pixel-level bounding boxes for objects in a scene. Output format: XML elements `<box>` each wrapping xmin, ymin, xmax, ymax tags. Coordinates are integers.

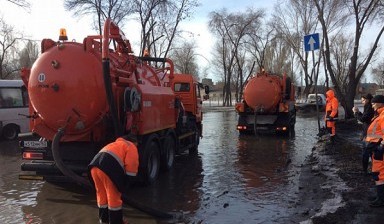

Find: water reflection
<box><xmin>0</xmin><ymin>140</ymin><xmax>42</xmax><ymax>224</ymax></box>
<box><xmin>236</xmin><ymin>135</ymin><xmax>290</xmax><ymax>190</ymax></box>
<box><xmin>21</xmin><ymin>182</ymin><xmax>98</xmax><ymax>224</ymax></box>
<box><xmin>185</xmin><ymin>111</ymin><xmax>318</xmax><ymax>223</ymax></box>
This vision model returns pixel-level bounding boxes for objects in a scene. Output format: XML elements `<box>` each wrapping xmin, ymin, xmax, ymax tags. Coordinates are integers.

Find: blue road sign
<box><xmin>304</xmin><ymin>33</ymin><xmax>320</xmax><ymax>51</ymax></box>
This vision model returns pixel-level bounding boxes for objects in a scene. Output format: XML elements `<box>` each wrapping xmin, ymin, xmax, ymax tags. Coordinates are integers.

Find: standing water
<box><xmin>0</xmin><ymin>110</ymin><xmax>320</xmax><ymax>223</ymax></box>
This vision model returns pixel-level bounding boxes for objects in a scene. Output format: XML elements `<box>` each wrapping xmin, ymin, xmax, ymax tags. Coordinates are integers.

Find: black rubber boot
<box><xmin>109</xmin><ymin>209</ymin><xmax>123</xmax><ymax>224</ymax></box>
<box><xmin>99</xmin><ymin>207</ymin><xmax>109</xmax><ymax>223</ymax></box>
<box><xmin>370</xmin><ymin>185</ymin><xmax>384</xmax><ymax>207</ymax></box>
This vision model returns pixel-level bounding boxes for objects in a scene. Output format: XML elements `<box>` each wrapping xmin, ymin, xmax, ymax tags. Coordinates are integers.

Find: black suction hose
<box><xmin>103</xmin><ymin>59</ymin><xmax>122</xmax><ymax>137</ymax></box>
<box><xmin>52</xmin><ymin>128</ymin><xmax>92</xmax><ymax>189</ymax></box>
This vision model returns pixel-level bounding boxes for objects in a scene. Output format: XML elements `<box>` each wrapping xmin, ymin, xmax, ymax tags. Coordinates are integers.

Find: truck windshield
<box><xmin>174</xmin><ymin>83</ymin><xmax>190</xmax><ymax>92</ymax></box>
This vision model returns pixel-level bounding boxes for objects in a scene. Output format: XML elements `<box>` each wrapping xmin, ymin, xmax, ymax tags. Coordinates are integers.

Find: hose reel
<box><xmin>124</xmin><ymin>87</ymin><xmax>141</xmax><ymax>112</ymax></box>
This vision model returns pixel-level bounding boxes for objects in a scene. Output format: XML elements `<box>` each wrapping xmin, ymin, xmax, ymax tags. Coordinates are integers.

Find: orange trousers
<box><xmin>90</xmin><ymin>167</ymin><xmax>122</xmax><ymax>210</ymax></box>
<box><xmin>326</xmin><ymin>121</ymin><xmax>336</xmax><ymax>136</ymax></box>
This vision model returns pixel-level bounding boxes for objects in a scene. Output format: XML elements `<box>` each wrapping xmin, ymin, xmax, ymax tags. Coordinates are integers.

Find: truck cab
<box><xmin>171</xmin><ymin>74</ymin><xmax>209</xmax><ymax>123</ymax></box>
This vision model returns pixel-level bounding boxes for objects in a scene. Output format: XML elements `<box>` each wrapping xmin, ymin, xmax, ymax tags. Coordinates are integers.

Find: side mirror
<box><xmin>204</xmin><ymin>85</ymin><xmax>210</xmax><ymax>95</ymax></box>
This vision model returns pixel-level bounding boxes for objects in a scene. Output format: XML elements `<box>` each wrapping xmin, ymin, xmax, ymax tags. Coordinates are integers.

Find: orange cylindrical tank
<box><xmin>243</xmin><ymin>73</ymin><xmax>282</xmax><ymax>111</ymax></box>
<box><xmin>28</xmin><ymin>41</ymin><xmax>107</xmax><ymax>136</ymax></box>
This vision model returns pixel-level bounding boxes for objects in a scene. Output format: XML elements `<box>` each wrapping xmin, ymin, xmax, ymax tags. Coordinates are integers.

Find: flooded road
<box><xmin>0</xmin><ymin>110</ymin><xmax>321</xmax><ymax>223</ymax></box>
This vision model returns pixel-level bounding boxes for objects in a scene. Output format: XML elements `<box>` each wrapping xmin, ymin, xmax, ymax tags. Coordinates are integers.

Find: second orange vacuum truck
<box><xmin>235</xmin><ymin>70</ymin><xmax>296</xmax><ymax>134</ymax></box>
<box><xmin>19</xmin><ymin>19</ymin><xmax>209</xmax><ymax>187</ymax></box>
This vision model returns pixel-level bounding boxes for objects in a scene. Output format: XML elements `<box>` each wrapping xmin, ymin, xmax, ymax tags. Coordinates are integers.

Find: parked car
<box><xmin>296</xmin><ymin>93</ymin><xmax>326</xmax><ymax>112</ymax></box>
<box><xmin>376</xmin><ymin>89</ymin><xmax>384</xmax><ymax>96</ymax></box>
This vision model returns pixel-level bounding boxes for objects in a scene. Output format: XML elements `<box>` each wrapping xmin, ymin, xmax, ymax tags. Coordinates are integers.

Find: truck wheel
<box><xmin>2</xmin><ymin>124</ymin><xmax>19</xmax><ymax>140</ymax></box>
<box><xmin>161</xmin><ymin>132</ymin><xmax>176</xmax><ymax>171</ymax></box>
<box><xmin>189</xmin><ymin>126</ymin><xmax>200</xmax><ymax>154</ymax></box>
<box><xmin>139</xmin><ymin>136</ymin><xmax>160</xmax><ymax>185</ymax></box>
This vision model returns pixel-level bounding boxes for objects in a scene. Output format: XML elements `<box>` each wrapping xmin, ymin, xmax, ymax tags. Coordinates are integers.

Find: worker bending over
<box><xmin>325</xmin><ymin>89</ymin><xmax>339</xmax><ymax>144</ymax></box>
<box><xmin>365</xmin><ymin>95</ymin><xmax>384</xmax><ymax>207</ymax></box>
<box><xmin>89</xmin><ymin>136</ymin><xmax>139</xmax><ymax>224</ymax></box>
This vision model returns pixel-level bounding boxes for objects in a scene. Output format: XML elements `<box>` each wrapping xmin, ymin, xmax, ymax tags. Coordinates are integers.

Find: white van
<box><xmin>0</xmin><ymin>80</ymin><xmax>30</xmax><ymax>140</ymax></box>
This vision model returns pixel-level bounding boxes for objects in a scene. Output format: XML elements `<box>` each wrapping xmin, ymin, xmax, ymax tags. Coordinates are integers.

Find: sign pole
<box><xmin>304</xmin><ymin>33</ymin><xmax>321</xmax><ymax>134</ymax></box>
<box><xmin>313</xmin><ymin>50</ymin><xmax>320</xmax><ymax>133</ymax></box>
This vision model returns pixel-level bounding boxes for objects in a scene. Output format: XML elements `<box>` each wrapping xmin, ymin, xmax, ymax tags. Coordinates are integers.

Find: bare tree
<box><xmin>132</xmin><ymin>0</ymin><xmax>199</xmax><ymax>57</ymax></box>
<box><xmin>64</xmin><ymin>0</ymin><xmax>134</xmax><ymax>35</ymax></box>
<box><xmin>169</xmin><ymin>41</ymin><xmax>199</xmax><ymax>78</ymax></box>
<box><xmin>0</xmin><ymin>17</ymin><xmax>22</xmax><ymax>79</ymax></box>
<box><xmin>3</xmin><ymin>0</ymin><xmax>30</xmax><ymax>8</ymax></box>
<box><xmin>209</xmin><ymin>8</ymin><xmax>264</xmax><ymax>106</ymax></box>
<box><xmin>209</xmin><ymin>10</ymin><xmax>238</xmax><ymax>106</ymax></box>
<box><xmin>18</xmin><ymin>40</ymin><xmax>38</xmax><ymax>68</ymax></box>
<box><xmin>262</xmin><ymin>33</ymin><xmax>295</xmax><ymax>76</ymax></box>
<box><xmin>328</xmin><ymin>34</ymin><xmax>354</xmax><ymax>90</ymax></box>
<box><xmin>246</xmin><ymin>25</ymin><xmax>272</xmax><ymax>71</ymax></box>
<box><xmin>312</xmin><ymin>0</ymin><xmax>384</xmax><ymax>118</ymax></box>
<box><xmin>372</xmin><ymin>60</ymin><xmax>384</xmax><ymax>86</ymax></box>
<box><xmin>271</xmin><ymin>0</ymin><xmax>320</xmax><ymax>96</ymax></box>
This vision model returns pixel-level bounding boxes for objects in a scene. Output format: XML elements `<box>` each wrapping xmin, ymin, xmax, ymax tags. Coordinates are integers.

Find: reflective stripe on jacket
<box><xmin>366</xmin><ymin>107</ymin><xmax>384</xmax><ymax>143</ymax></box>
<box><xmin>88</xmin><ymin>137</ymin><xmax>139</xmax><ymax>192</ymax></box>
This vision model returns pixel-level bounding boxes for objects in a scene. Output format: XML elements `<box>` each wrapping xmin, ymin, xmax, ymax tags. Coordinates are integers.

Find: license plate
<box><xmin>21</xmin><ymin>141</ymin><xmax>48</xmax><ymax>148</ymax></box>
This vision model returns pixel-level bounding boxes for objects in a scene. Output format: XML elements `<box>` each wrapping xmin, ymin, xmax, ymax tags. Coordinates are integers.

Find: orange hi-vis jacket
<box><xmin>88</xmin><ymin>137</ymin><xmax>139</xmax><ymax>192</ymax></box>
<box><xmin>366</xmin><ymin>107</ymin><xmax>384</xmax><ymax>184</ymax></box>
<box><xmin>366</xmin><ymin>107</ymin><xmax>384</xmax><ymax>144</ymax></box>
<box><xmin>325</xmin><ymin>90</ymin><xmax>339</xmax><ymax>120</ymax></box>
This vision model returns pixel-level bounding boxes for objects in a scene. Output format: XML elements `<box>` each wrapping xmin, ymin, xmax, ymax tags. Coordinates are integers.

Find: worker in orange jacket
<box><xmin>325</xmin><ymin>89</ymin><xmax>339</xmax><ymax>144</ymax></box>
<box><xmin>89</xmin><ymin>136</ymin><xmax>139</xmax><ymax>224</ymax></box>
<box><xmin>365</xmin><ymin>95</ymin><xmax>384</xmax><ymax>207</ymax></box>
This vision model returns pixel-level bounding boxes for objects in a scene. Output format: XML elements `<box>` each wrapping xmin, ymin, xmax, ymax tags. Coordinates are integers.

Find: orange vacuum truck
<box><xmin>19</xmin><ymin>19</ymin><xmax>209</xmax><ymax>187</ymax></box>
<box><xmin>235</xmin><ymin>71</ymin><xmax>296</xmax><ymax>134</ymax></box>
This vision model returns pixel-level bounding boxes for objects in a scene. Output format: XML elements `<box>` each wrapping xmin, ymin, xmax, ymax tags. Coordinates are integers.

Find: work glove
<box><xmin>372</xmin><ymin>172</ymin><xmax>380</xmax><ymax>181</ymax></box>
<box><xmin>373</xmin><ymin>145</ymin><xmax>384</xmax><ymax>161</ymax></box>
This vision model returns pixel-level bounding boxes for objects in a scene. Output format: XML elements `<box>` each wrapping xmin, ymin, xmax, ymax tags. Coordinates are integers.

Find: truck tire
<box><xmin>161</xmin><ymin>131</ymin><xmax>176</xmax><ymax>171</ymax></box>
<box><xmin>2</xmin><ymin>124</ymin><xmax>19</xmax><ymax>140</ymax></box>
<box><xmin>285</xmin><ymin>77</ymin><xmax>292</xmax><ymax>100</ymax></box>
<box><xmin>139</xmin><ymin>135</ymin><xmax>160</xmax><ymax>185</ymax></box>
<box><xmin>189</xmin><ymin>124</ymin><xmax>200</xmax><ymax>155</ymax></box>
